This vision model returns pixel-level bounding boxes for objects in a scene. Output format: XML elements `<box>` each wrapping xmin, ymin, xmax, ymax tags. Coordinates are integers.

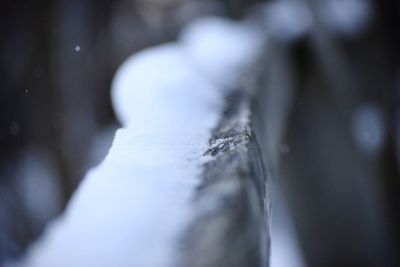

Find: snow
<box><xmin>179</xmin><ymin>17</ymin><xmax>264</xmax><ymax>88</ymax></box>
<box><xmin>16</xmin><ymin>16</ymin><xmax>265</xmax><ymax>267</ymax></box>
<box><xmin>111</xmin><ymin>43</ymin><xmax>222</xmax><ymax>129</ymax></box>
<box><xmin>22</xmin><ymin>154</ymin><xmax>199</xmax><ymax>267</ymax></box>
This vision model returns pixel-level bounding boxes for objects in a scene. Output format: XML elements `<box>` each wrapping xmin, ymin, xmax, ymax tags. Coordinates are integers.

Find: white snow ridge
<box><xmin>12</xmin><ymin>17</ymin><xmax>263</xmax><ymax>267</ymax></box>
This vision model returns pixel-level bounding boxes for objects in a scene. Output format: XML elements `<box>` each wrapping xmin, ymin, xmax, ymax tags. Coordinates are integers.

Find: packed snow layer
<box><xmin>111</xmin><ymin>44</ymin><xmax>222</xmax><ymax>129</ymax></box>
<box><xmin>17</xmin><ymin>17</ymin><xmax>264</xmax><ymax>267</ymax></box>
<box><xmin>22</xmin><ymin>132</ymin><xmax>202</xmax><ymax>267</ymax></box>
<box><xmin>179</xmin><ymin>17</ymin><xmax>264</xmax><ymax>89</ymax></box>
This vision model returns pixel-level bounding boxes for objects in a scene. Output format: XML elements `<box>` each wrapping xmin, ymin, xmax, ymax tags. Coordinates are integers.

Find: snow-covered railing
<box><xmin>10</xmin><ymin>16</ymin><xmax>269</xmax><ymax>267</ymax></box>
<box><xmin>4</xmin><ymin>1</ymin><xmax>400</xmax><ymax>266</ymax></box>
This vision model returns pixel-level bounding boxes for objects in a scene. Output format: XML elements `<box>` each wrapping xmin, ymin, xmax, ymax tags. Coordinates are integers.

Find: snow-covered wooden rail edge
<box><xmin>8</xmin><ymin>13</ymin><xmax>278</xmax><ymax>267</ymax></box>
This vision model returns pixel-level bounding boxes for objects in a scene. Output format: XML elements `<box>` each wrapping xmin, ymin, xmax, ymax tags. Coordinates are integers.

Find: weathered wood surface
<box><xmin>179</xmin><ymin>90</ymin><xmax>270</xmax><ymax>267</ymax></box>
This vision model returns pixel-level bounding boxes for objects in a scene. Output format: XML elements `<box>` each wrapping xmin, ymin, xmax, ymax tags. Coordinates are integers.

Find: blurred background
<box><xmin>0</xmin><ymin>0</ymin><xmax>399</xmax><ymax>266</ymax></box>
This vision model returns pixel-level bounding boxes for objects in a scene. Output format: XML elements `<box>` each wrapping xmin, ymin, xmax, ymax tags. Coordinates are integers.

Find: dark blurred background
<box><xmin>0</xmin><ymin>0</ymin><xmax>399</xmax><ymax>267</ymax></box>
